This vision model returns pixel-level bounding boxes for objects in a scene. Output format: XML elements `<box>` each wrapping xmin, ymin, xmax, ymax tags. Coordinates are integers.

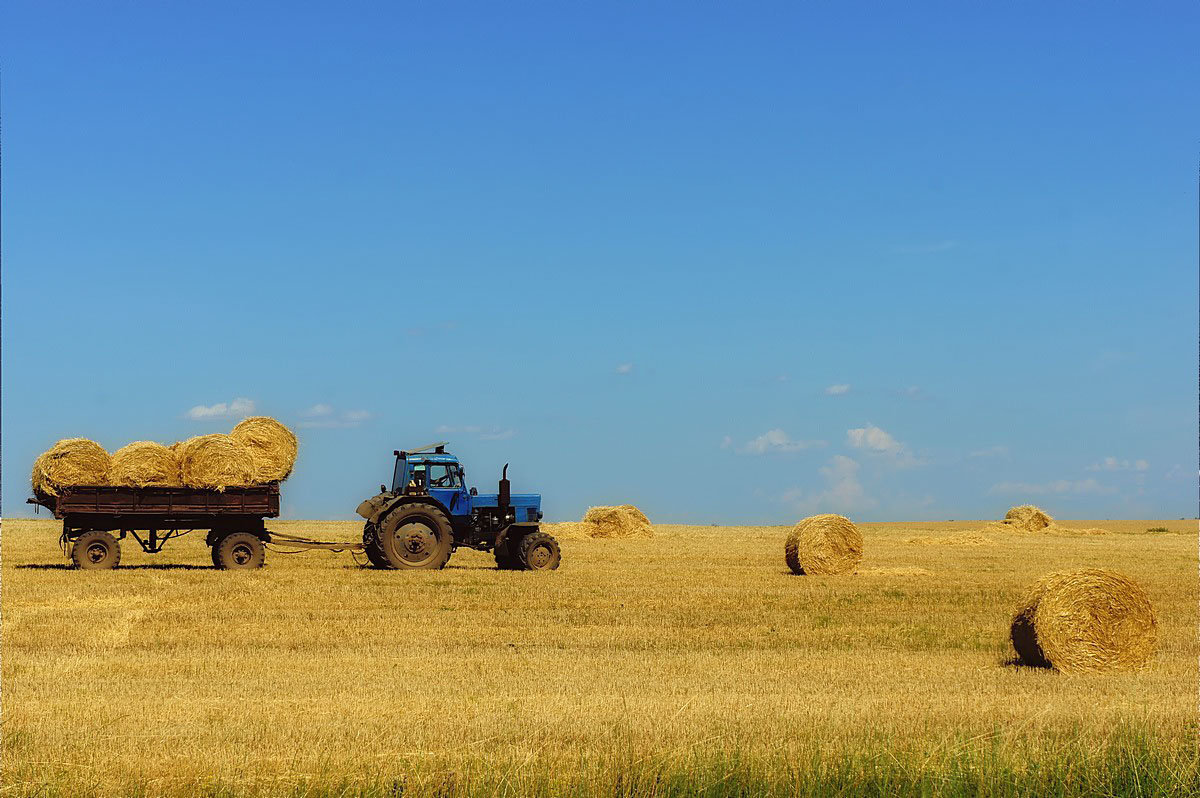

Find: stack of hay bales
<box><xmin>785</xmin><ymin>514</ymin><xmax>863</xmax><ymax>575</ymax></box>
<box><xmin>31</xmin><ymin>416</ymin><xmax>298</xmax><ymax>495</ymax></box>
<box><xmin>1010</xmin><ymin>568</ymin><xmax>1157</xmax><ymax>673</ymax></box>
<box><xmin>579</xmin><ymin>505</ymin><xmax>654</xmax><ymax>539</ymax></box>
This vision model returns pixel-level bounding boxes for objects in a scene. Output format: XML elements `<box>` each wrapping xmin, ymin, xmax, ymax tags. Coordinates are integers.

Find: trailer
<box><xmin>27</xmin><ymin>484</ymin><xmax>362</xmax><ymax>570</ymax></box>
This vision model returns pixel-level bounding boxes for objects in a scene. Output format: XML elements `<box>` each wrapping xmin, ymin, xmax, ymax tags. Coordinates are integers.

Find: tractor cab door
<box><xmin>427</xmin><ymin>463</ymin><xmax>470</xmax><ymax>517</ymax></box>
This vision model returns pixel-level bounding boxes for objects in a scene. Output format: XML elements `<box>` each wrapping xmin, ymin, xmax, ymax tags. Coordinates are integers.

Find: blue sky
<box><xmin>3</xmin><ymin>2</ymin><xmax>1196</xmax><ymax>523</ymax></box>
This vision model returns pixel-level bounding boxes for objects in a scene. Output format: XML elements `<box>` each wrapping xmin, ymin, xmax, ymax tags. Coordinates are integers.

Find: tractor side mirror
<box><xmin>470</xmin><ymin>487</ymin><xmax>478</xmax><ymax>496</ymax></box>
<box><xmin>380</xmin><ymin>484</ymin><xmax>387</xmax><ymax>494</ymax></box>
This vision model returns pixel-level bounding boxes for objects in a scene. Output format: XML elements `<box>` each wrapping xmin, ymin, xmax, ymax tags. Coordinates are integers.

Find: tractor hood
<box><xmin>472</xmin><ymin>492</ymin><xmax>542</xmax><ymax>522</ymax></box>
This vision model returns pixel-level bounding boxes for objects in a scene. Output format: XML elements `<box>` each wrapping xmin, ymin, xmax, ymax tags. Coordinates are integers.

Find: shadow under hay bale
<box><xmin>1009</xmin><ymin>568</ymin><xmax>1157</xmax><ymax>674</ymax></box>
<box><xmin>785</xmin><ymin>514</ymin><xmax>863</xmax><ymax>575</ymax></box>
<box><xmin>178</xmin><ymin>434</ymin><xmax>256</xmax><ymax>491</ymax></box>
<box><xmin>580</xmin><ymin>505</ymin><xmax>654</xmax><ymax>539</ymax></box>
<box><xmin>31</xmin><ymin>438</ymin><xmax>110</xmax><ymax>497</ymax></box>
<box><xmin>230</xmin><ymin>416</ymin><xmax>298</xmax><ymax>482</ymax></box>
<box><xmin>108</xmin><ymin>441</ymin><xmax>181</xmax><ymax>487</ymax></box>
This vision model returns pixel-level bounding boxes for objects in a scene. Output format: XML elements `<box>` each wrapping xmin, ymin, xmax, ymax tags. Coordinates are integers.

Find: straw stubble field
<box><xmin>1</xmin><ymin>517</ymin><xmax>1196</xmax><ymax>796</ymax></box>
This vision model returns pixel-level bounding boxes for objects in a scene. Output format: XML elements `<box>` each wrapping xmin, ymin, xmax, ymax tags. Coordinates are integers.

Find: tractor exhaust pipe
<box><xmin>499</xmin><ymin>463</ymin><xmax>510</xmax><ymax>510</ymax></box>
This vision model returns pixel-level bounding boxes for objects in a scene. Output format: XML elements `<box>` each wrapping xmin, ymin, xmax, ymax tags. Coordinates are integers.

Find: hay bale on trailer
<box><xmin>31</xmin><ymin>438</ymin><xmax>110</xmax><ymax>497</ymax></box>
<box><xmin>178</xmin><ymin>434</ymin><xmax>256</xmax><ymax>491</ymax></box>
<box><xmin>108</xmin><ymin>441</ymin><xmax>181</xmax><ymax>487</ymax></box>
<box><xmin>580</xmin><ymin>505</ymin><xmax>654</xmax><ymax>539</ymax></box>
<box><xmin>1010</xmin><ymin>568</ymin><xmax>1157</xmax><ymax>674</ymax></box>
<box><xmin>785</xmin><ymin>514</ymin><xmax>863</xmax><ymax>575</ymax></box>
<box><xmin>230</xmin><ymin>416</ymin><xmax>298</xmax><ymax>483</ymax></box>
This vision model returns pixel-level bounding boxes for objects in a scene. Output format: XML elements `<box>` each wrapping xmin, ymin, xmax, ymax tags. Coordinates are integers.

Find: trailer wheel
<box><xmin>362</xmin><ymin>523</ymin><xmax>392</xmax><ymax>569</ymax></box>
<box><xmin>212</xmin><ymin>532</ymin><xmax>265</xmax><ymax>570</ymax></box>
<box><xmin>71</xmin><ymin>531</ymin><xmax>121</xmax><ymax>570</ymax></box>
<box><xmin>378</xmin><ymin>503</ymin><xmax>453</xmax><ymax>570</ymax></box>
<box><xmin>517</xmin><ymin>532</ymin><xmax>561</xmax><ymax>572</ymax></box>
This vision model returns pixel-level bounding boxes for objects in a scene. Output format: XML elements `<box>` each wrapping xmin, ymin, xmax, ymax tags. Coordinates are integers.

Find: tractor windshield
<box><xmin>391</xmin><ymin>457</ymin><xmax>405</xmax><ymax>492</ymax></box>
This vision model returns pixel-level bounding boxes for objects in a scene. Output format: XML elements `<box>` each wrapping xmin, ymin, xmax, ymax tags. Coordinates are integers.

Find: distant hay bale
<box><xmin>1003</xmin><ymin>505</ymin><xmax>1053</xmax><ymax>532</ymax></box>
<box><xmin>178</xmin><ymin>434</ymin><xmax>255</xmax><ymax>491</ymax></box>
<box><xmin>230</xmin><ymin>416</ymin><xmax>298</xmax><ymax>482</ymax></box>
<box><xmin>580</xmin><ymin>505</ymin><xmax>654</xmax><ymax>539</ymax></box>
<box><xmin>906</xmin><ymin>533</ymin><xmax>996</xmax><ymax>546</ymax></box>
<box><xmin>108</xmin><ymin>441</ymin><xmax>181</xmax><ymax>487</ymax></box>
<box><xmin>31</xmin><ymin>438</ymin><xmax>110</xmax><ymax>497</ymax></box>
<box><xmin>1010</xmin><ymin>568</ymin><xmax>1157</xmax><ymax>674</ymax></box>
<box><xmin>785</xmin><ymin>514</ymin><xmax>863</xmax><ymax>575</ymax></box>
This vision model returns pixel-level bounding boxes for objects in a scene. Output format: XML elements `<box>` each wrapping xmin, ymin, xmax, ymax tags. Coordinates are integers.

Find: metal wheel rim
<box><xmin>231</xmin><ymin>543</ymin><xmax>254</xmax><ymax>565</ymax></box>
<box><xmin>392</xmin><ymin>522</ymin><xmax>438</xmax><ymax>565</ymax></box>
<box><xmin>87</xmin><ymin>543</ymin><xmax>108</xmax><ymax>564</ymax></box>
<box><xmin>527</xmin><ymin>543</ymin><xmax>552</xmax><ymax>569</ymax></box>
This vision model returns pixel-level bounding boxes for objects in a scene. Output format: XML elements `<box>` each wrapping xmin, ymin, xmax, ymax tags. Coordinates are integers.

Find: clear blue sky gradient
<box><xmin>3</xmin><ymin>2</ymin><xmax>1197</xmax><ymax>522</ymax></box>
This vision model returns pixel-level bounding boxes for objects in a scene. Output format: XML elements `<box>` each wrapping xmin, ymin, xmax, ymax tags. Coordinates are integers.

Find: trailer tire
<box><xmin>212</xmin><ymin>532</ymin><xmax>266</xmax><ymax>570</ymax></box>
<box><xmin>378</xmin><ymin>503</ymin><xmax>453</xmax><ymax>570</ymax></box>
<box><xmin>71</xmin><ymin>531</ymin><xmax>121</xmax><ymax>570</ymax></box>
<box><xmin>517</xmin><ymin>531</ymin><xmax>561</xmax><ymax>572</ymax></box>
<box><xmin>362</xmin><ymin>523</ymin><xmax>392</xmax><ymax>569</ymax></box>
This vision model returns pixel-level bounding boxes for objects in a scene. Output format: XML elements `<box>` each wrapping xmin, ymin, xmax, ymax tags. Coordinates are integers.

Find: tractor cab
<box><xmin>390</xmin><ymin>444</ymin><xmax>472</xmax><ymax>517</ymax></box>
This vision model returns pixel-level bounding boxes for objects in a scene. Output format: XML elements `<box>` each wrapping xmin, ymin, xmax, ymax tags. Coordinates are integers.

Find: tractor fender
<box><xmin>496</xmin><ymin>522</ymin><xmax>541</xmax><ymax>549</ymax></box>
<box><xmin>367</xmin><ymin>495</ymin><xmax>449</xmax><ymax>527</ymax></box>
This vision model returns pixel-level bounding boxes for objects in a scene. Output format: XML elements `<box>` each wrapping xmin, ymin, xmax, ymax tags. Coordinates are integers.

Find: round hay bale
<box><xmin>230</xmin><ymin>416</ymin><xmax>298</xmax><ymax>482</ymax></box>
<box><xmin>1003</xmin><ymin>504</ymin><xmax>1053</xmax><ymax>532</ymax></box>
<box><xmin>785</xmin><ymin>514</ymin><xmax>862</xmax><ymax>575</ymax></box>
<box><xmin>178</xmin><ymin>434</ymin><xmax>255</xmax><ymax>491</ymax></box>
<box><xmin>1010</xmin><ymin>568</ymin><xmax>1157</xmax><ymax>674</ymax></box>
<box><xmin>580</xmin><ymin>505</ymin><xmax>654</xmax><ymax>539</ymax></box>
<box><xmin>108</xmin><ymin>441</ymin><xmax>181</xmax><ymax>487</ymax></box>
<box><xmin>31</xmin><ymin>438</ymin><xmax>110</xmax><ymax>497</ymax></box>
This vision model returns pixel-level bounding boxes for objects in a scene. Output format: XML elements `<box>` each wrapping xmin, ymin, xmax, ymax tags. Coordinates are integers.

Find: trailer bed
<box><xmin>33</xmin><ymin>483</ymin><xmax>280</xmax><ymax>520</ymax></box>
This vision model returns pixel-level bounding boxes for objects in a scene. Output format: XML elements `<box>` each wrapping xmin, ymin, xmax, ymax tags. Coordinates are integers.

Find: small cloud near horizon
<box><xmin>988</xmin><ymin>478</ymin><xmax>1113</xmax><ymax>496</ymax></box>
<box><xmin>847</xmin><ymin>424</ymin><xmax>923</xmax><ymax>467</ymax></box>
<box><xmin>615</xmin><ymin>363</ymin><xmax>634</xmax><ymax>375</ymax></box>
<box><xmin>1086</xmin><ymin>457</ymin><xmax>1149</xmax><ymax>472</ymax></box>
<box><xmin>185</xmin><ymin>397</ymin><xmax>256</xmax><ymax>421</ymax></box>
<box><xmin>297</xmin><ymin>405</ymin><xmax>371</xmax><ymax>429</ymax></box>
<box><xmin>969</xmin><ymin>445</ymin><xmax>1009</xmax><ymax>458</ymax></box>
<box><xmin>784</xmin><ymin>455</ymin><xmax>876</xmax><ymax>514</ymax></box>
<box><xmin>825</xmin><ymin>383</ymin><xmax>851</xmax><ymax>396</ymax></box>
<box><xmin>740</xmin><ymin>429</ymin><xmax>826</xmax><ymax>455</ymax></box>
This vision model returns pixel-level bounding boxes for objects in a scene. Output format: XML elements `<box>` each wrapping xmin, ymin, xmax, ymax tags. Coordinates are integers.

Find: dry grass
<box><xmin>905</xmin><ymin>533</ymin><xmax>996</xmax><ymax>546</ymax></box>
<box><xmin>1</xmin><ymin>517</ymin><xmax>1195</xmax><ymax>796</ymax></box>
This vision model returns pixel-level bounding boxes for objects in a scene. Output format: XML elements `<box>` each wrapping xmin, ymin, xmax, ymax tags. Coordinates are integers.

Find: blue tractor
<box><xmin>355</xmin><ymin>442</ymin><xmax>560</xmax><ymax>571</ymax></box>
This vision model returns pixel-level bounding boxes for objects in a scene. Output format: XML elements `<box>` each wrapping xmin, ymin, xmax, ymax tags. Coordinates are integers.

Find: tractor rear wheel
<box><xmin>378</xmin><ymin>503</ymin><xmax>453</xmax><ymax>570</ymax></box>
<box><xmin>71</xmin><ymin>531</ymin><xmax>121</xmax><ymax>570</ymax></box>
<box><xmin>362</xmin><ymin>523</ymin><xmax>392</xmax><ymax>569</ymax></box>
<box><xmin>212</xmin><ymin>532</ymin><xmax>266</xmax><ymax>570</ymax></box>
<box><xmin>517</xmin><ymin>532</ymin><xmax>561</xmax><ymax>571</ymax></box>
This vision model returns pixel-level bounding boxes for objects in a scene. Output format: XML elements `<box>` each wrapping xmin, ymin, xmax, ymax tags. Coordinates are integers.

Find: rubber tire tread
<box><xmin>71</xmin><ymin>531</ymin><xmax>121</xmax><ymax>570</ymax></box>
<box><xmin>213</xmin><ymin>532</ymin><xmax>266</xmax><ymax>570</ymax></box>
<box><xmin>379</xmin><ymin>503</ymin><xmax>453</xmax><ymax>570</ymax></box>
<box><xmin>362</xmin><ymin>523</ymin><xmax>393</xmax><ymax>569</ymax></box>
<box><xmin>517</xmin><ymin>531</ymin><xmax>561</xmax><ymax>571</ymax></box>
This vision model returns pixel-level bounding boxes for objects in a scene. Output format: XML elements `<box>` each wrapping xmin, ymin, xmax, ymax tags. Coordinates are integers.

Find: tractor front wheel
<box><xmin>362</xmin><ymin>522</ymin><xmax>392</xmax><ymax>569</ymax></box>
<box><xmin>517</xmin><ymin>532</ymin><xmax>561</xmax><ymax>571</ymax></box>
<box><xmin>378</xmin><ymin>504</ymin><xmax>453</xmax><ymax>570</ymax></box>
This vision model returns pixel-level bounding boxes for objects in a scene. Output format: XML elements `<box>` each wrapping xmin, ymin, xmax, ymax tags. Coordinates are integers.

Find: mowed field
<box><xmin>2</xmin><ymin>517</ymin><xmax>1196</xmax><ymax>797</ymax></box>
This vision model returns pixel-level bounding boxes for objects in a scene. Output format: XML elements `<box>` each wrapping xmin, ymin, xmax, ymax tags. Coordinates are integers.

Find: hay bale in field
<box><xmin>108</xmin><ymin>441</ymin><xmax>181</xmax><ymax>487</ymax></box>
<box><xmin>785</xmin><ymin>514</ymin><xmax>863</xmax><ymax>575</ymax></box>
<box><xmin>1002</xmin><ymin>505</ymin><xmax>1053</xmax><ymax>532</ymax></box>
<box><xmin>230</xmin><ymin>416</ymin><xmax>298</xmax><ymax>482</ymax></box>
<box><xmin>580</xmin><ymin>505</ymin><xmax>654</xmax><ymax>539</ymax></box>
<box><xmin>178</xmin><ymin>434</ymin><xmax>255</xmax><ymax>491</ymax></box>
<box><xmin>1010</xmin><ymin>568</ymin><xmax>1157</xmax><ymax>674</ymax></box>
<box><xmin>31</xmin><ymin>438</ymin><xmax>110</xmax><ymax>496</ymax></box>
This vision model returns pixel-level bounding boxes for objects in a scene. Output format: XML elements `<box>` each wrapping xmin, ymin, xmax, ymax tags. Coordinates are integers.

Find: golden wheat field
<box><xmin>2</xmin><ymin>517</ymin><xmax>1196</xmax><ymax>796</ymax></box>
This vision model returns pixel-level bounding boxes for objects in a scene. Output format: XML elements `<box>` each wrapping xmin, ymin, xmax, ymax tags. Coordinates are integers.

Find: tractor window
<box><xmin>427</xmin><ymin>464</ymin><xmax>462</xmax><ymax>489</ymax></box>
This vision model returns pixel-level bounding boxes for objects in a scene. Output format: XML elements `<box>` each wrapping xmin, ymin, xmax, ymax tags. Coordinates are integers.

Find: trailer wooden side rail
<box><xmin>27</xmin><ymin>484</ymin><xmax>361</xmax><ymax>570</ymax></box>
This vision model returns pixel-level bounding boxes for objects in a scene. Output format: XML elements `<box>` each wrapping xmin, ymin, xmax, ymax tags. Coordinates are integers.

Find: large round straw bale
<box><xmin>785</xmin><ymin>514</ymin><xmax>863</xmax><ymax>575</ymax></box>
<box><xmin>580</xmin><ymin>505</ymin><xmax>654</xmax><ymax>539</ymax></box>
<box><xmin>1010</xmin><ymin>568</ymin><xmax>1157</xmax><ymax>674</ymax></box>
<box><xmin>31</xmin><ymin>438</ymin><xmax>110</xmax><ymax>497</ymax></box>
<box><xmin>230</xmin><ymin>416</ymin><xmax>298</xmax><ymax>482</ymax></box>
<box><xmin>178</xmin><ymin>434</ymin><xmax>255</xmax><ymax>491</ymax></box>
<box><xmin>1003</xmin><ymin>505</ymin><xmax>1053</xmax><ymax>532</ymax></box>
<box><xmin>108</xmin><ymin>441</ymin><xmax>181</xmax><ymax>487</ymax></box>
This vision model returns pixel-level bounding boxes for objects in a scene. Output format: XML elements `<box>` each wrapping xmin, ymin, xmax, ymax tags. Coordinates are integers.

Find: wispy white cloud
<box><xmin>301</xmin><ymin>403</ymin><xmax>334</xmax><ymax>418</ymax></box>
<box><xmin>297</xmin><ymin>406</ymin><xmax>371</xmax><ymax>429</ymax></box>
<box><xmin>784</xmin><ymin>455</ymin><xmax>876</xmax><ymax>514</ymax></box>
<box><xmin>739</xmin><ymin>429</ymin><xmax>826</xmax><ymax>455</ymax></box>
<box><xmin>615</xmin><ymin>363</ymin><xmax>634</xmax><ymax>375</ymax></box>
<box><xmin>436</xmin><ymin>424</ymin><xmax>516</xmax><ymax>441</ymax></box>
<box><xmin>1086</xmin><ymin>457</ymin><xmax>1149</xmax><ymax>472</ymax></box>
<box><xmin>969</xmin><ymin>445</ymin><xmax>1009</xmax><ymax>458</ymax></box>
<box><xmin>989</xmin><ymin>478</ymin><xmax>1113</xmax><ymax>496</ymax></box>
<box><xmin>720</xmin><ymin>435</ymin><xmax>733</xmax><ymax>449</ymax></box>
<box><xmin>825</xmin><ymin>383</ymin><xmax>851</xmax><ymax>396</ymax></box>
<box><xmin>847</xmin><ymin>424</ymin><xmax>923</xmax><ymax>467</ymax></box>
<box><xmin>185</xmin><ymin>397</ymin><xmax>256</xmax><ymax>421</ymax></box>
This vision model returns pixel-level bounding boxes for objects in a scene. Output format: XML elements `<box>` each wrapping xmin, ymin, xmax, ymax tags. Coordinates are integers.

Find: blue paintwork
<box><xmin>391</xmin><ymin>450</ymin><xmax>541</xmax><ymax>521</ymax></box>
